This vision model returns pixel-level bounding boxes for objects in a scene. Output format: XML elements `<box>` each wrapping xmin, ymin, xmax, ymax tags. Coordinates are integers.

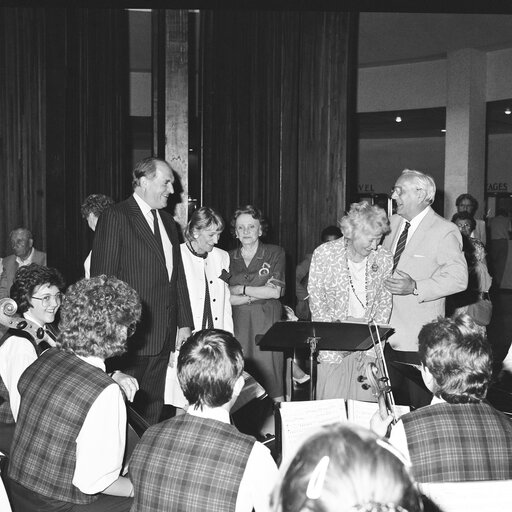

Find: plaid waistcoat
<box><xmin>0</xmin><ymin>328</ymin><xmax>40</xmax><ymax>424</ymax></box>
<box><xmin>130</xmin><ymin>414</ymin><xmax>256</xmax><ymax>512</ymax></box>
<box><xmin>402</xmin><ymin>401</ymin><xmax>512</xmax><ymax>482</ymax></box>
<box><xmin>8</xmin><ymin>348</ymin><xmax>114</xmax><ymax>504</ymax></box>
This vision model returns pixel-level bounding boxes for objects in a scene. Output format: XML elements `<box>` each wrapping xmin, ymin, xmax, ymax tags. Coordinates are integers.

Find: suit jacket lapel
<box><xmin>403</xmin><ymin>208</ymin><xmax>436</xmax><ymax>257</ymax></box>
<box><xmin>126</xmin><ymin>196</ymin><xmax>167</xmax><ymax>269</ymax></box>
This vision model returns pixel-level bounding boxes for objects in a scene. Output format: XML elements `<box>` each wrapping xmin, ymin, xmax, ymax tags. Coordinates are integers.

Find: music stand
<box><xmin>258</xmin><ymin>321</ymin><xmax>392</xmax><ymax>400</ymax></box>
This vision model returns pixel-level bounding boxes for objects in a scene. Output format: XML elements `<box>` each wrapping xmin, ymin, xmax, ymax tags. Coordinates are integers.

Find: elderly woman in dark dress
<box><xmin>228</xmin><ymin>205</ymin><xmax>285</xmax><ymax>401</ymax></box>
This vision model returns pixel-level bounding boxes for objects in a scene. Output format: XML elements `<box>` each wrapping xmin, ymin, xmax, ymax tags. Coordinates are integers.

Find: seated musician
<box><xmin>0</xmin><ymin>264</ymin><xmax>64</xmax><ymax>454</ymax></box>
<box><xmin>372</xmin><ymin>313</ymin><xmax>512</xmax><ymax>483</ymax></box>
<box><xmin>7</xmin><ymin>275</ymin><xmax>141</xmax><ymax>511</ymax></box>
<box><xmin>129</xmin><ymin>328</ymin><xmax>278</xmax><ymax>512</ymax></box>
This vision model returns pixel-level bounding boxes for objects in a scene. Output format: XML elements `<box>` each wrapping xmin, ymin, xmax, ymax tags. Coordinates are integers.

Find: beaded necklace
<box><xmin>345</xmin><ymin>241</ymin><xmax>368</xmax><ymax>311</ymax></box>
<box><xmin>186</xmin><ymin>242</ymin><xmax>208</xmax><ymax>259</ymax></box>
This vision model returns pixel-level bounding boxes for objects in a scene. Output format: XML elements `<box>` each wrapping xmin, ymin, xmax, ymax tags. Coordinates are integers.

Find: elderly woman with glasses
<box><xmin>308</xmin><ymin>202</ymin><xmax>393</xmax><ymax>401</ymax></box>
<box><xmin>0</xmin><ymin>263</ymin><xmax>65</xmax><ymax>454</ymax></box>
<box><xmin>228</xmin><ymin>205</ymin><xmax>286</xmax><ymax>402</ymax></box>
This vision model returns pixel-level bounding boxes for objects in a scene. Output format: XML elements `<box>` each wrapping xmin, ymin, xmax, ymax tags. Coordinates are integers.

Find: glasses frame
<box><xmin>31</xmin><ymin>293</ymin><xmax>63</xmax><ymax>307</ymax></box>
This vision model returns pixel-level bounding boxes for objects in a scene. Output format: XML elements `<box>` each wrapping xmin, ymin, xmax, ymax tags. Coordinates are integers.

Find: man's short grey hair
<box><xmin>9</xmin><ymin>227</ymin><xmax>33</xmax><ymax>241</ymax></box>
<box><xmin>401</xmin><ymin>169</ymin><xmax>436</xmax><ymax>205</ymax></box>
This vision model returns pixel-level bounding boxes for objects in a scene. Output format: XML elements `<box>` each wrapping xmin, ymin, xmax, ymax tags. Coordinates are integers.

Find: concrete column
<box><xmin>165</xmin><ymin>10</ymin><xmax>189</xmax><ymax>230</ymax></box>
<box><xmin>444</xmin><ymin>48</ymin><xmax>486</xmax><ymax>220</ymax></box>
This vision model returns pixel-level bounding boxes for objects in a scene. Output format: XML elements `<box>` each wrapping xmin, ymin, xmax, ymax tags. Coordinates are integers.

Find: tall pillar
<box><xmin>165</xmin><ymin>10</ymin><xmax>188</xmax><ymax>230</ymax></box>
<box><xmin>444</xmin><ymin>48</ymin><xmax>486</xmax><ymax>220</ymax></box>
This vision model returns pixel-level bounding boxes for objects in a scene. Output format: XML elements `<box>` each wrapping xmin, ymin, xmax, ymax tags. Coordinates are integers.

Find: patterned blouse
<box><xmin>308</xmin><ymin>237</ymin><xmax>393</xmax><ymax>363</ymax></box>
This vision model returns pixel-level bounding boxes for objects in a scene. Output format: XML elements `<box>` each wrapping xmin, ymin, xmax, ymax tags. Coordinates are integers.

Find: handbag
<box><xmin>466</xmin><ymin>298</ymin><xmax>492</xmax><ymax>326</ymax></box>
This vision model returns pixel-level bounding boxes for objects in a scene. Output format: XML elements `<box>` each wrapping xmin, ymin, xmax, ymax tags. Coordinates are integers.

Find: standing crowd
<box><xmin>0</xmin><ymin>157</ymin><xmax>511</xmax><ymax>512</ymax></box>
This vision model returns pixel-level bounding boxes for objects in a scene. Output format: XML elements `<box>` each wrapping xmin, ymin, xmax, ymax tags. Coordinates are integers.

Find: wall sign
<box><xmin>487</xmin><ymin>182</ymin><xmax>509</xmax><ymax>192</ymax></box>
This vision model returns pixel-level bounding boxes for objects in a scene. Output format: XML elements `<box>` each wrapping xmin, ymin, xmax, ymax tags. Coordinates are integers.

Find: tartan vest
<box><xmin>130</xmin><ymin>413</ymin><xmax>255</xmax><ymax>512</ymax></box>
<box><xmin>8</xmin><ymin>349</ymin><xmax>114</xmax><ymax>504</ymax></box>
<box><xmin>402</xmin><ymin>401</ymin><xmax>512</xmax><ymax>482</ymax></box>
<box><xmin>0</xmin><ymin>328</ymin><xmax>40</xmax><ymax>424</ymax></box>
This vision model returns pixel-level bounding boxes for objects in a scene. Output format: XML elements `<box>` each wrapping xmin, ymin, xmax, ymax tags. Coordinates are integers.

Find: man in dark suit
<box><xmin>0</xmin><ymin>228</ymin><xmax>47</xmax><ymax>300</ymax></box>
<box><xmin>383</xmin><ymin>169</ymin><xmax>467</xmax><ymax>408</ymax></box>
<box><xmin>91</xmin><ymin>157</ymin><xmax>193</xmax><ymax>424</ymax></box>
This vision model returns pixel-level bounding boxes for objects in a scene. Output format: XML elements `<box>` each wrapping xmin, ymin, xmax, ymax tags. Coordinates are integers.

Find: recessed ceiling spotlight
<box><xmin>505</xmin><ymin>108</ymin><xmax>511</xmax><ymax>115</ymax></box>
<box><xmin>395</xmin><ymin>116</ymin><xmax>402</xmax><ymax>123</ymax></box>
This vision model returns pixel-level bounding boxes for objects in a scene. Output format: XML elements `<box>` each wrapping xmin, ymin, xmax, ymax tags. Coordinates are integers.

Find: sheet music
<box><xmin>279</xmin><ymin>399</ymin><xmax>347</xmax><ymax>463</ymax></box>
<box><xmin>346</xmin><ymin>400</ymin><xmax>380</xmax><ymax>428</ymax></box>
<box><xmin>346</xmin><ymin>400</ymin><xmax>411</xmax><ymax>428</ymax></box>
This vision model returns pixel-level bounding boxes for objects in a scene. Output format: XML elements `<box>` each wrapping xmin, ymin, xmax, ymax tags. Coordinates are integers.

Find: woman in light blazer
<box><xmin>179</xmin><ymin>206</ymin><xmax>233</xmax><ymax>333</ymax></box>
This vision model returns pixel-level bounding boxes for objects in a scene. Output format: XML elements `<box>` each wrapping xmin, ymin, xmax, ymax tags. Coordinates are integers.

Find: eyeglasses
<box><xmin>390</xmin><ymin>186</ymin><xmax>423</xmax><ymax>197</ymax></box>
<box><xmin>126</xmin><ymin>323</ymin><xmax>137</xmax><ymax>337</ymax></box>
<box><xmin>31</xmin><ymin>293</ymin><xmax>63</xmax><ymax>307</ymax></box>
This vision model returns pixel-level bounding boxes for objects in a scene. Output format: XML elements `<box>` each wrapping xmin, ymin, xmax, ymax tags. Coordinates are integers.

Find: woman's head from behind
<box><xmin>271</xmin><ymin>423</ymin><xmax>421</xmax><ymax>512</ymax></box>
<box><xmin>80</xmin><ymin>193</ymin><xmax>114</xmax><ymax>231</ymax></box>
<box><xmin>184</xmin><ymin>206</ymin><xmax>225</xmax><ymax>254</ymax></box>
<box><xmin>339</xmin><ymin>202</ymin><xmax>390</xmax><ymax>259</ymax></box>
<box><xmin>58</xmin><ymin>275</ymin><xmax>141</xmax><ymax>360</ymax></box>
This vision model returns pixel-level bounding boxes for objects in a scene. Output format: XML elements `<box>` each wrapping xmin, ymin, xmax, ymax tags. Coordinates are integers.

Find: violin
<box><xmin>359</xmin><ymin>360</ymin><xmax>396</xmax><ymax>423</ymax></box>
<box><xmin>0</xmin><ymin>298</ymin><xmax>55</xmax><ymax>346</ymax></box>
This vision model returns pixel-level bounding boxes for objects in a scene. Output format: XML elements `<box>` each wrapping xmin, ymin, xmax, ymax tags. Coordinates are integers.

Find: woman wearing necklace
<box><xmin>308</xmin><ymin>202</ymin><xmax>393</xmax><ymax>401</ymax></box>
<box><xmin>180</xmin><ymin>206</ymin><xmax>233</xmax><ymax>333</ymax></box>
<box><xmin>167</xmin><ymin>207</ymin><xmax>233</xmax><ymax>412</ymax></box>
<box><xmin>228</xmin><ymin>205</ymin><xmax>286</xmax><ymax>402</ymax></box>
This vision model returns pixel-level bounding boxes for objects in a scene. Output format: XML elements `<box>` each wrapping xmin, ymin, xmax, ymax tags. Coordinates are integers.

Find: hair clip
<box><xmin>306</xmin><ymin>455</ymin><xmax>330</xmax><ymax>500</ymax></box>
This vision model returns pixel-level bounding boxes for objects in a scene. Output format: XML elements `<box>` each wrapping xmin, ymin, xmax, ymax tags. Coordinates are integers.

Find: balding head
<box><xmin>10</xmin><ymin>228</ymin><xmax>34</xmax><ymax>260</ymax></box>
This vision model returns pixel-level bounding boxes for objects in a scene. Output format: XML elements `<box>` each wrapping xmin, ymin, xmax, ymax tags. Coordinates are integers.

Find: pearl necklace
<box><xmin>345</xmin><ymin>242</ymin><xmax>368</xmax><ymax>311</ymax></box>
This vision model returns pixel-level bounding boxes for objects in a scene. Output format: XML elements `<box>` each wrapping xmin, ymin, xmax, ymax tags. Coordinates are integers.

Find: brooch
<box><xmin>371</xmin><ymin>263</ymin><xmax>379</xmax><ymax>272</ymax></box>
<box><xmin>218</xmin><ymin>269</ymin><xmax>231</xmax><ymax>283</ymax></box>
<box><xmin>259</xmin><ymin>262</ymin><xmax>270</xmax><ymax>276</ymax></box>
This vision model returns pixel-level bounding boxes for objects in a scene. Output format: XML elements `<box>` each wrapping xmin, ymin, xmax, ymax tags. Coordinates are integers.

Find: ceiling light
<box><xmin>441</xmin><ymin>129</ymin><xmax>446</xmax><ymax>133</ymax></box>
<box><xmin>505</xmin><ymin>108</ymin><xmax>511</xmax><ymax>115</ymax></box>
<box><xmin>395</xmin><ymin>116</ymin><xmax>402</xmax><ymax>123</ymax></box>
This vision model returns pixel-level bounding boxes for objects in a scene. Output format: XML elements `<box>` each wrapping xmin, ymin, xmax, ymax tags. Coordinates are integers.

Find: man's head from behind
<box><xmin>10</xmin><ymin>228</ymin><xmax>33</xmax><ymax>260</ymax></box>
<box><xmin>178</xmin><ymin>329</ymin><xmax>244</xmax><ymax>410</ymax></box>
<box><xmin>418</xmin><ymin>313</ymin><xmax>492</xmax><ymax>403</ymax></box>
<box><xmin>58</xmin><ymin>275</ymin><xmax>141</xmax><ymax>360</ymax></box>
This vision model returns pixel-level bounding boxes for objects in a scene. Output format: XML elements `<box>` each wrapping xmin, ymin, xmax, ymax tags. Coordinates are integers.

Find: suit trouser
<box><xmin>109</xmin><ymin>344</ymin><xmax>171</xmax><ymax>426</ymax></box>
<box><xmin>384</xmin><ymin>344</ymin><xmax>432</xmax><ymax>410</ymax></box>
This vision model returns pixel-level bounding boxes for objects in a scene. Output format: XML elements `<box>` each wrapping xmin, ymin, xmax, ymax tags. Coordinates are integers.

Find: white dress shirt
<box><xmin>73</xmin><ymin>356</ymin><xmax>127</xmax><ymax>494</ymax></box>
<box><xmin>0</xmin><ymin>311</ymin><xmax>49</xmax><ymax>421</ymax></box>
<box><xmin>388</xmin><ymin>395</ymin><xmax>445</xmax><ymax>464</ymax></box>
<box><xmin>15</xmin><ymin>247</ymin><xmax>35</xmax><ymax>267</ymax></box>
<box><xmin>391</xmin><ymin>206</ymin><xmax>431</xmax><ymax>253</ymax></box>
<box><xmin>133</xmin><ymin>192</ymin><xmax>174</xmax><ymax>280</ymax></box>
<box><xmin>188</xmin><ymin>406</ymin><xmax>278</xmax><ymax>512</ymax></box>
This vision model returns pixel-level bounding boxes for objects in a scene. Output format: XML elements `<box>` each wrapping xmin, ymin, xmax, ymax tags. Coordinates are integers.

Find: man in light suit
<box><xmin>91</xmin><ymin>157</ymin><xmax>193</xmax><ymax>424</ymax></box>
<box><xmin>0</xmin><ymin>228</ymin><xmax>47</xmax><ymax>300</ymax></box>
<box><xmin>383</xmin><ymin>169</ymin><xmax>468</xmax><ymax>408</ymax></box>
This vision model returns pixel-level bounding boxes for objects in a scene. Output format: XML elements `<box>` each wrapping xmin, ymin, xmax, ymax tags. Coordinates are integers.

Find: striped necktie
<box><xmin>393</xmin><ymin>221</ymin><xmax>410</xmax><ymax>271</ymax></box>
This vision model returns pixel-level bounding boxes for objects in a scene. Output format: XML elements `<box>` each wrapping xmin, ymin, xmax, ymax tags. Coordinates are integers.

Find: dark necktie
<box><xmin>393</xmin><ymin>221</ymin><xmax>410</xmax><ymax>271</ymax></box>
<box><xmin>151</xmin><ymin>209</ymin><xmax>165</xmax><ymax>256</ymax></box>
<box><xmin>202</xmin><ymin>273</ymin><xmax>214</xmax><ymax>329</ymax></box>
